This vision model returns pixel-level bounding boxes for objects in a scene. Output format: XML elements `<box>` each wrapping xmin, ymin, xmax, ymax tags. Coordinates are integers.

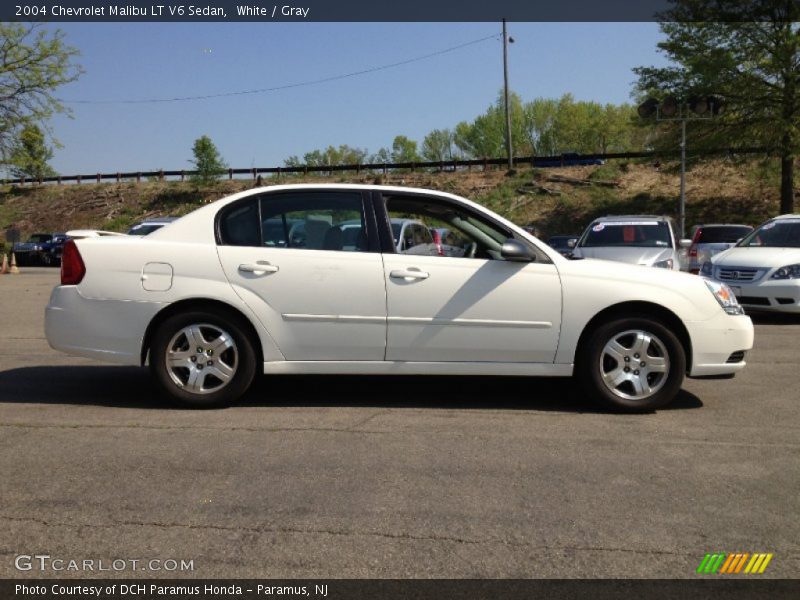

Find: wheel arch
<box><xmin>574</xmin><ymin>301</ymin><xmax>692</xmax><ymax>373</ymax></box>
<box><xmin>141</xmin><ymin>298</ymin><xmax>265</xmax><ymax>366</ymax></box>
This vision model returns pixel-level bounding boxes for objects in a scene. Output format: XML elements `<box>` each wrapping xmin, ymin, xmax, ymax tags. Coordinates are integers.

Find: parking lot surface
<box><xmin>1</xmin><ymin>269</ymin><xmax>798</xmax><ymax>578</ymax></box>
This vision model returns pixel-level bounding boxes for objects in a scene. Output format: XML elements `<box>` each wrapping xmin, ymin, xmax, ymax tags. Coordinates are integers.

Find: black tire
<box><xmin>149</xmin><ymin>310</ymin><xmax>257</xmax><ymax>408</ymax></box>
<box><xmin>577</xmin><ymin>316</ymin><xmax>686</xmax><ymax>412</ymax></box>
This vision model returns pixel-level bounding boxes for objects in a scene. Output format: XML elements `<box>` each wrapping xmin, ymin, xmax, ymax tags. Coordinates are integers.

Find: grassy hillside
<box><xmin>0</xmin><ymin>157</ymin><xmax>788</xmax><ymax>252</ymax></box>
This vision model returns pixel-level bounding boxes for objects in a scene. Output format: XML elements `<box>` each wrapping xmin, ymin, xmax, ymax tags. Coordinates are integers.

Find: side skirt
<box><xmin>262</xmin><ymin>361</ymin><xmax>574</xmax><ymax>377</ymax></box>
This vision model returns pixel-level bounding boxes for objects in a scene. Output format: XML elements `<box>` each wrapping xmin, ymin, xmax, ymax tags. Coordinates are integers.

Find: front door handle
<box><xmin>390</xmin><ymin>268</ymin><xmax>429</xmax><ymax>280</ymax></box>
<box><xmin>238</xmin><ymin>261</ymin><xmax>279</xmax><ymax>275</ymax></box>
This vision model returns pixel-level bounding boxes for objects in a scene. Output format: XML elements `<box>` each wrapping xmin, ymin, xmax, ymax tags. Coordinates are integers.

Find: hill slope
<box><xmin>0</xmin><ymin>157</ymin><xmax>788</xmax><ymax>249</ymax></box>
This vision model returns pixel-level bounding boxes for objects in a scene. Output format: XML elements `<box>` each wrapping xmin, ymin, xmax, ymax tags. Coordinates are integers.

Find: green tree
<box><xmin>0</xmin><ymin>24</ymin><xmax>82</xmax><ymax>161</ymax></box>
<box><xmin>633</xmin><ymin>0</ymin><xmax>800</xmax><ymax>212</ymax></box>
<box><xmin>421</xmin><ymin>128</ymin><xmax>455</xmax><ymax>163</ymax></box>
<box><xmin>391</xmin><ymin>135</ymin><xmax>419</xmax><ymax>163</ymax></box>
<box><xmin>8</xmin><ymin>123</ymin><xmax>56</xmax><ymax>179</ymax></box>
<box><xmin>190</xmin><ymin>135</ymin><xmax>227</xmax><ymax>184</ymax></box>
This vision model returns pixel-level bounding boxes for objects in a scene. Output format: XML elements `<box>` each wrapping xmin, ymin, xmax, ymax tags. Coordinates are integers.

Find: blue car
<box><xmin>533</xmin><ymin>152</ymin><xmax>605</xmax><ymax>168</ymax></box>
<box><xmin>12</xmin><ymin>232</ymin><xmax>68</xmax><ymax>266</ymax></box>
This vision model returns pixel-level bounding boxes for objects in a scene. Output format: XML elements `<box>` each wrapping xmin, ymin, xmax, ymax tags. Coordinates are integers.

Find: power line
<box><xmin>62</xmin><ymin>34</ymin><xmax>500</xmax><ymax>105</ymax></box>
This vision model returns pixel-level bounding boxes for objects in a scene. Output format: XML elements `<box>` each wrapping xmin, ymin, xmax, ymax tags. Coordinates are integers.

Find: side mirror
<box><xmin>501</xmin><ymin>238</ymin><xmax>534</xmax><ymax>262</ymax></box>
<box><xmin>567</xmin><ymin>239</ymin><xmax>577</xmax><ymax>248</ymax></box>
<box><xmin>679</xmin><ymin>239</ymin><xmax>692</xmax><ymax>249</ymax></box>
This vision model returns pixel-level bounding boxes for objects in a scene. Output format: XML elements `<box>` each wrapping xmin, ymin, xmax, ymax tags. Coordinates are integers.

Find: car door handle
<box><xmin>390</xmin><ymin>268</ymin><xmax>429</xmax><ymax>280</ymax></box>
<box><xmin>238</xmin><ymin>262</ymin><xmax>279</xmax><ymax>275</ymax></box>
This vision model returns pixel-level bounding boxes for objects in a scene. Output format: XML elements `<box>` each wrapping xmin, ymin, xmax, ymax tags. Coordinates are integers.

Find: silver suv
<box><xmin>572</xmin><ymin>215</ymin><xmax>691</xmax><ymax>271</ymax></box>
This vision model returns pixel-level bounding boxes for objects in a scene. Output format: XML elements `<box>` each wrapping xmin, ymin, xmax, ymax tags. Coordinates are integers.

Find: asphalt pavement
<box><xmin>1</xmin><ymin>268</ymin><xmax>798</xmax><ymax>578</ymax></box>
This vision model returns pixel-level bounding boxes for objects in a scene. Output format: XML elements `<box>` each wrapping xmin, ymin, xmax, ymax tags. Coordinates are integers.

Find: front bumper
<box><xmin>45</xmin><ymin>285</ymin><xmax>164</xmax><ymax>365</ymax></box>
<box><xmin>686</xmin><ymin>311</ymin><xmax>754</xmax><ymax>378</ymax></box>
<box><xmin>724</xmin><ymin>279</ymin><xmax>800</xmax><ymax>313</ymax></box>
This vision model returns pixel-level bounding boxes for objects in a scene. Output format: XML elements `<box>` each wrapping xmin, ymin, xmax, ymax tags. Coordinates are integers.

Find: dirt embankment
<box><xmin>0</xmin><ymin>157</ymin><xmax>788</xmax><ymax>246</ymax></box>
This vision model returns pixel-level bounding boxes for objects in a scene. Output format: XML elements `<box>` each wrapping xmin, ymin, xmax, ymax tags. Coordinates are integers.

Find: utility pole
<box><xmin>502</xmin><ymin>18</ymin><xmax>513</xmax><ymax>170</ymax></box>
<box><xmin>679</xmin><ymin>119</ymin><xmax>686</xmax><ymax>239</ymax></box>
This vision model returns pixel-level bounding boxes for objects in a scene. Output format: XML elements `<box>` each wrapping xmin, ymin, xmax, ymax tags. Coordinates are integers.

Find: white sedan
<box><xmin>701</xmin><ymin>214</ymin><xmax>800</xmax><ymax>313</ymax></box>
<box><xmin>46</xmin><ymin>184</ymin><xmax>753</xmax><ymax>411</ymax></box>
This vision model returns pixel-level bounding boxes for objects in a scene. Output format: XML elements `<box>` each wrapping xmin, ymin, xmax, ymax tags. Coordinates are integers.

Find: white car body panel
<box><xmin>217</xmin><ymin>245</ymin><xmax>387</xmax><ymax>360</ymax></box>
<box><xmin>382</xmin><ymin>253</ymin><xmax>562</xmax><ymax>363</ymax></box>
<box><xmin>45</xmin><ymin>184</ymin><xmax>753</xmax><ymax>386</ymax></box>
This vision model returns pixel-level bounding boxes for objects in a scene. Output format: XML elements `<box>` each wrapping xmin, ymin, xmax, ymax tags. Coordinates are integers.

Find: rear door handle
<box><xmin>238</xmin><ymin>261</ymin><xmax>279</xmax><ymax>275</ymax></box>
<box><xmin>390</xmin><ymin>268</ymin><xmax>429</xmax><ymax>280</ymax></box>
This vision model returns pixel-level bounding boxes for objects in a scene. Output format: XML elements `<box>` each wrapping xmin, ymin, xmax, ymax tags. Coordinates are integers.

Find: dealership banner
<box><xmin>3</xmin><ymin>579</ymin><xmax>800</xmax><ymax>600</ymax></box>
<box><xmin>2</xmin><ymin>0</ymin><xmax>795</xmax><ymax>22</ymax></box>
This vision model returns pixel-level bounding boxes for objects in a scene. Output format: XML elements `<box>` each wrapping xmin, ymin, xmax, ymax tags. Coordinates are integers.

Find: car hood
<box><xmin>711</xmin><ymin>246</ymin><xmax>800</xmax><ymax>267</ymax></box>
<box><xmin>573</xmin><ymin>246</ymin><xmax>673</xmax><ymax>266</ymax></box>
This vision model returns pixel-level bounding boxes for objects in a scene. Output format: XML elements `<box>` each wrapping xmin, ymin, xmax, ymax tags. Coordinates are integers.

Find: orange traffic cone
<box><xmin>0</xmin><ymin>253</ymin><xmax>8</xmax><ymax>274</ymax></box>
<box><xmin>9</xmin><ymin>252</ymin><xmax>20</xmax><ymax>274</ymax></box>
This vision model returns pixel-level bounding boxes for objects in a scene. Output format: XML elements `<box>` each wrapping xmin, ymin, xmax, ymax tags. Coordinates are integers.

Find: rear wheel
<box><xmin>578</xmin><ymin>317</ymin><xmax>686</xmax><ymax>412</ymax></box>
<box><xmin>150</xmin><ymin>311</ymin><xmax>257</xmax><ymax>407</ymax></box>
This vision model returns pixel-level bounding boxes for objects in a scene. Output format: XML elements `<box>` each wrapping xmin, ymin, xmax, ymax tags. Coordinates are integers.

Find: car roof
<box><xmin>772</xmin><ymin>214</ymin><xmax>800</xmax><ymax>220</ymax></box>
<box><xmin>694</xmin><ymin>223</ymin><xmax>751</xmax><ymax>228</ymax></box>
<box><xmin>593</xmin><ymin>215</ymin><xmax>670</xmax><ymax>222</ymax></box>
<box><xmin>138</xmin><ymin>216</ymin><xmax>178</xmax><ymax>224</ymax></box>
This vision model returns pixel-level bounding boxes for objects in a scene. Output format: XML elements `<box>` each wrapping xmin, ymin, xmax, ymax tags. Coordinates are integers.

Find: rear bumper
<box><xmin>45</xmin><ymin>286</ymin><xmax>164</xmax><ymax>365</ymax></box>
<box><xmin>686</xmin><ymin>312</ymin><xmax>754</xmax><ymax>378</ymax></box>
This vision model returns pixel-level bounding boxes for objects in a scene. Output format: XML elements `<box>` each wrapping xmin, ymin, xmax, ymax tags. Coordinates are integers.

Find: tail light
<box><xmin>61</xmin><ymin>240</ymin><xmax>86</xmax><ymax>285</ymax></box>
<box><xmin>688</xmin><ymin>227</ymin><xmax>703</xmax><ymax>258</ymax></box>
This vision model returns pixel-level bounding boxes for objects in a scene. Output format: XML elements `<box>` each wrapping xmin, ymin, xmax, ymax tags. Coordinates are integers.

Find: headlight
<box><xmin>700</xmin><ymin>261</ymin><xmax>712</xmax><ymax>277</ymax></box>
<box><xmin>771</xmin><ymin>264</ymin><xmax>800</xmax><ymax>280</ymax></box>
<box><xmin>32</xmin><ymin>245</ymin><xmax>42</xmax><ymax>251</ymax></box>
<box><xmin>653</xmin><ymin>258</ymin><xmax>673</xmax><ymax>269</ymax></box>
<box><xmin>704</xmin><ymin>279</ymin><xmax>744</xmax><ymax>315</ymax></box>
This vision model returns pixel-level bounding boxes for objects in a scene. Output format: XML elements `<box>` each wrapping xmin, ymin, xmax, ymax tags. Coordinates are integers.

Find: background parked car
<box><xmin>127</xmin><ymin>217</ymin><xmax>178</xmax><ymax>236</ymax></box>
<box><xmin>702</xmin><ymin>214</ymin><xmax>800</xmax><ymax>313</ymax></box>
<box><xmin>572</xmin><ymin>215</ymin><xmax>691</xmax><ymax>271</ymax></box>
<box><xmin>12</xmin><ymin>232</ymin><xmax>67</xmax><ymax>266</ymax></box>
<box><xmin>547</xmin><ymin>235</ymin><xmax>579</xmax><ymax>257</ymax></box>
<box><xmin>687</xmin><ymin>223</ymin><xmax>753</xmax><ymax>274</ymax></box>
<box><xmin>430</xmin><ymin>227</ymin><xmax>467</xmax><ymax>257</ymax></box>
<box><xmin>532</xmin><ymin>152</ymin><xmax>605</xmax><ymax>167</ymax></box>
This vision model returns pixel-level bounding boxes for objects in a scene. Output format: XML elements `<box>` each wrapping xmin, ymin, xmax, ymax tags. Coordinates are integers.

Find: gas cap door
<box><xmin>141</xmin><ymin>262</ymin><xmax>173</xmax><ymax>291</ymax></box>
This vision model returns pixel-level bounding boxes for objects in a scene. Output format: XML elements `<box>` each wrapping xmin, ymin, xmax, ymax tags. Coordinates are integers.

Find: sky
<box><xmin>42</xmin><ymin>22</ymin><xmax>670</xmax><ymax>175</ymax></box>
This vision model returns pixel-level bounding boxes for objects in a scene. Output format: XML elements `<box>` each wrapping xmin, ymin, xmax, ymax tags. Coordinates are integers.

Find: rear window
<box><xmin>697</xmin><ymin>226</ymin><xmax>752</xmax><ymax>244</ymax></box>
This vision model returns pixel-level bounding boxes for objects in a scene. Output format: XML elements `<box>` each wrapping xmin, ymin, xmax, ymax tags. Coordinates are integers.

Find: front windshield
<box><xmin>579</xmin><ymin>221</ymin><xmax>672</xmax><ymax>248</ymax></box>
<box><xmin>738</xmin><ymin>219</ymin><xmax>800</xmax><ymax>248</ymax></box>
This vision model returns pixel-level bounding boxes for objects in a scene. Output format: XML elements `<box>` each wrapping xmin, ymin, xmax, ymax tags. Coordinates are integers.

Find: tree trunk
<box><xmin>780</xmin><ymin>152</ymin><xmax>794</xmax><ymax>214</ymax></box>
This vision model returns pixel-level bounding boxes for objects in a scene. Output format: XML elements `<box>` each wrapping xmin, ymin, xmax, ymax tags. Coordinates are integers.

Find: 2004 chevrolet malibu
<box><xmin>46</xmin><ymin>184</ymin><xmax>754</xmax><ymax>412</ymax></box>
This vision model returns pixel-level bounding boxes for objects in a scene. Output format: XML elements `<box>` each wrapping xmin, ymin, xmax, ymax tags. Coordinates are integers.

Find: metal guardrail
<box><xmin>1</xmin><ymin>148</ymin><xmax>768</xmax><ymax>186</ymax></box>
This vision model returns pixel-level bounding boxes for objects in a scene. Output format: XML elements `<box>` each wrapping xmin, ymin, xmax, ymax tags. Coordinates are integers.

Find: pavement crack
<box><xmin>0</xmin><ymin>514</ymin><xmax>706</xmax><ymax>556</ymax></box>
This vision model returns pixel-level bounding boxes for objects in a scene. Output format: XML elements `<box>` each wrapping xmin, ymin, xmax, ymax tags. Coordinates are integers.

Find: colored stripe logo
<box><xmin>697</xmin><ymin>553</ymin><xmax>773</xmax><ymax>574</ymax></box>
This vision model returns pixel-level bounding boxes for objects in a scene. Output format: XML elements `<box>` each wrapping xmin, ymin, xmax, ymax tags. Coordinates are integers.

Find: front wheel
<box><xmin>578</xmin><ymin>317</ymin><xmax>686</xmax><ymax>412</ymax></box>
<box><xmin>150</xmin><ymin>311</ymin><xmax>257</xmax><ymax>408</ymax></box>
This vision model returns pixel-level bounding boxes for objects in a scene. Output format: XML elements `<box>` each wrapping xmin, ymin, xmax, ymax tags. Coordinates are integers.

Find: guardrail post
<box><xmin>383</xmin><ymin>162</ymin><xmax>387</xmax><ymax>175</ymax></box>
<box><xmin>76</xmin><ymin>176</ymin><xmax>81</xmax><ymax>184</ymax></box>
<box><xmin>180</xmin><ymin>170</ymin><xmax>185</xmax><ymax>182</ymax></box>
<box><xmin>21</xmin><ymin>177</ymin><xmax>26</xmax><ymax>186</ymax></box>
<box><xmin>58</xmin><ymin>176</ymin><xmax>62</xmax><ymax>185</ymax></box>
<box><xmin>136</xmin><ymin>172</ymin><xmax>141</xmax><ymax>183</ymax></box>
<box><xmin>228</xmin><ymin>168</ymin><xmax>233</xmax><ymax>180</ymax></box>
<box><xmin>116</xmin><ymin>172</ymin><xmax>121</xmax><ymax>183</ymax></box>
<box><xmin>97</xmin><ymin>173</ymin><xmax>101</xmax><ymax>183</ymax></box>
<box><xmin>303</xmin><ymin>165</ymin><xmax>308</xmax><ymax>175</ymax></box>
<box><xmin>483</xmin><ymin>157</ymin><xmax>488</xmax><ymax>171</ymax></box>
<box><xmin>159</xmin><ymin>169</ymin><xmax>164</xmax><ymax>181</ymax></box>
